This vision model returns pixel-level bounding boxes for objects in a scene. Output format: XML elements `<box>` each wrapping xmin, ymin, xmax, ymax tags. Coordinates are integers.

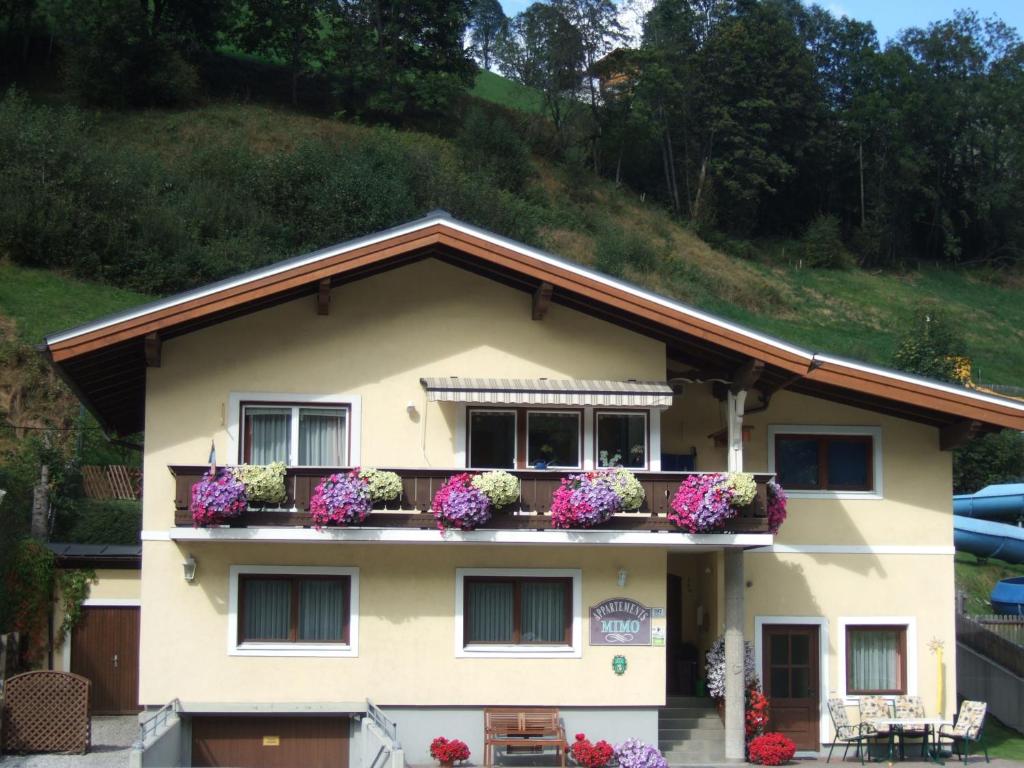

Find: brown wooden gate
<box><xmin>1</xmin><ymin>671</ymin><xmax>91</xmax><ymax>754</ymax></box>
<box><xmin>70</xmin><ymin>606</ymin><xmax>140</xmax><ymax>715</ymax></box>
<box><xmin>762</xmin><ymin>624</ymin><xmax>820</xmax><ymax>751</ymax></box>
<box><xmin>191</xmin><ymin>716</ymin><xmax>350</xmax><ymax>768</ymax></box>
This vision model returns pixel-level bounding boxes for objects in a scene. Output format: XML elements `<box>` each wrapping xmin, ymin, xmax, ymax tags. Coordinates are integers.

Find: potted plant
<box><xmin>429</xmin><ymin>737</ymin><xmax>470</xmax><ymax>768</ymax></box>
<box><xmin>432</xmin><ymin>471</ymin><xmax>521</xmax><ymax>531</ymax></box>
<box><xmin>667</xmin><ymin>472</ymin><xmax>757</xmax><ymax>533</ymax></box>
<box><xmin>232</xmin><ymin>462</ymin><xmax>287</xmax><ymax>507</ymax></box>
<box><xmin>190</xmin><ymin>467</ymin><xmax>247</xmax><ymax>526</ymax></box>
<box><xmin>766</xmin><ymin>481</ymin><xmax>788</xmax><ymax>533</ymax></box>
<box><xmin>613</xmin><ymin>738</ymin><xmax>668</xmax><ymax>768</ymax></box>
<box><xmin>748</xmin><ymin>733</ymin><xmax>796</xmax><ymax>765</ymax></box>
<box><xmin>310</xmin><ymin>470</ymin><xmax>372</xmax><ymax>528</ymax></box>
<box><xmin>550</xmin><ymin>468</ymin><xmax>645</xmax><ymax>529</ymax></box>
<box><xmin>360</xmin><ymin>468</ymin><xmax>403</xmax><ymax>508</ymax></box>
<box><xmin>472</xmin><ymin>470</ymin><xmax>520</xmax><ymax>509</ymax></box>
<box><xmin>570</xmin><ymin>733</ymin><xmax>614</xmax><ymax>768</ymax></box>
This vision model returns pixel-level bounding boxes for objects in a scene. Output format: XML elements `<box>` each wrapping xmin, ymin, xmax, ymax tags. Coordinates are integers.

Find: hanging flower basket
<box><xmin>471</xmin><ymin>470</ymin><xmax>521</xmax><ymax>509</ymax></box>
<box><xmin>667</xmin><ymin>472</ymin><xmax>759</xmax><ymax>533</ymax></box>
<box><xmin>191</xmin><ymin>468</ymin><xmax>247</xmax><ymax>526</ymax></box>
<box><xmin>766</xmin><ymin>481</ymin><xmax>788</xmax><ymax>534</ymax></box>
<box><xmin>232</xmin><ymin>462</ymin><xmax>287</xmax><ymax>506</ymax></box>
<box><xmin>432</xmin><ymin>473</ymin><xmax>493</xmax><ymax>531</ymax></box>
<box><xmin>310</xmin><ymin>470</ymin><xmax>372</xmax><ymax>527</ymax></box>
<box><xmin>550</xmin><ymin>468</ymin><xmax>646</xmax><ymax>528</ymax></box>
<box><xmin>359</xmin><ymin>469</ymin><xmax>403</xmax><ymax>506</ymax></box>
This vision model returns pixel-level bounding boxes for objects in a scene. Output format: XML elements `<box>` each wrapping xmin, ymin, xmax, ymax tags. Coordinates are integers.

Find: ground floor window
<box><xmin>455</xmin><ymin>568</ymin><xmax>581</xmax><ymax>657</ymax></box>
<box><xmin>846</xmin><ymin>625</ymin><xmax>907</xmax><ymax>694</ymax></box>
<box><xmin>229</xmin><ymin>566</ymin><xmax>359</xmax><ymax>657</ymax></box>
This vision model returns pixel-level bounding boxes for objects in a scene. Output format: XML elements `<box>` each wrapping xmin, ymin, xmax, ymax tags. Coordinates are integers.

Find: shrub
<box><xmin>55</xmin><ymin>499</ymin><xmax>141</xmax><ymax>545</ymax></box>
<box><xmin>570</xmin><ymin>733</ymin><xmax>614</xmax><ymax>768</ymax></box>
<box><xmin>748</xmin><ymin>733</ymin><xmax>796</xmax><ymax>765</ymax></box>
<box><xmin>457</xmin><ymin>106</ymin><xmax>532</xmax><ymax>193</ymax></box>
<box><xmin>429</xmin><ymin>737</ymin><xmax>470</xmax><ymax>764</ymax></box>
<box><xmin>800</xmin><ymin>215</ymin><xmax>853</xmax><ymax>269</ymax></box>
<box><xmin>594</xmin><ymin>229</ymin><xmax>656</xmax><ymax>277</ymax></box>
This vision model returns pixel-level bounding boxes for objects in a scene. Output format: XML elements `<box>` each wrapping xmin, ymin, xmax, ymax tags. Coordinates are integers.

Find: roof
<box><xmin>420</xmin><ymin>377</ymin><xmax>674</xmax><ymax>407</ymax></box>
<box><xmin>47</xmin><ymin>542</ymin><xmax>142</xmax><ymax>569</ymax></box>
<box><xmin>41</xmin><ymin>211</ymin><xmax>1024</xmax><ymax>436</ymax></box>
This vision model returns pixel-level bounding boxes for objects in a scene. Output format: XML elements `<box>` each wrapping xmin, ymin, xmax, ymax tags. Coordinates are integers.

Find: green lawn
<box><xmin>471</xmin><ymin>70</ymin><xmax>545</xmax><ymax>114</ymax></box>
<box><xmin>954</xmin><ymin>551</ymin><xmax>1024</xmax><ymax>616</ymax></box>
<box><xmin>0</xmin><ymin>264</ymin><xmax>152</xmax><ymax>343</ymax></box>
<box><xmin>985</xmin><ymin>716</ymin><xmax>1024</xmax><ymax>761</ymax></box>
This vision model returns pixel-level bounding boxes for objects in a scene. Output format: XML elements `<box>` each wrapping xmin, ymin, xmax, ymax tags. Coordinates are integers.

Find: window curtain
<box><xmin>299</xmin><ymin>409</ymin><xmax>346</xmax><ymax>465</ymax></box>
<box><xmin>849</xmin><ymin>630</ymin><xmax>899</xmax><ymax>691</ymax></box>
<box><xmin>466</xmin><ymin>582</ymin><xmax>514</xmax><ymax>642</ymax></box>
<box><xmin>521</xmin><ymin>582</ymin><xmax>565</xmax><ymax>643</ymax></box>
<box><xmin>248</xmin><ymin>408</ymin><xmax>291</xmax><ymax>464</ymax></box>
<box><xmin>298</xmin><ymin>580</ymin><xmax>345</xmax><ymax>642</ymax></box>
<box><xmin>243</xmin><ymin>579</ymin><xmax>291</xmax><ymax>640</ymax></box>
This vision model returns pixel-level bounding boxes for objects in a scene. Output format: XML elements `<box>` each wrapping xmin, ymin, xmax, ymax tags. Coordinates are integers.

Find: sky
<box><xmin>497</xmin><ymin>0</ymin><xmax>1024</xmax><ymax>46</ymax></box>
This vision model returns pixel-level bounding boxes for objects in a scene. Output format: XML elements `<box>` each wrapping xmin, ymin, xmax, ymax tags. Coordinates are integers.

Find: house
<box><xmin>42</xmin><ymin>212</ymin><xmax>1024</xmax><ymax>767</ymax></box>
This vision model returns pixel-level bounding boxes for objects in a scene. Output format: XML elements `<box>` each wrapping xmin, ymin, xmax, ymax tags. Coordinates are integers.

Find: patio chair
<box><xmin>858</xmin><ymin>696</ymin><xmax>895</xmax><ymax>758</ymax></box>
<box><xmin>894</xmin><ymin>695</ymin><xmax>929</xmax><ymax>759</ymax></box>
<box><xmin>938</xmin><ymin>700</ymin><xmax>989</xmax><ymax>764</ymax></box>
<box><xmin>827</xmin><ymin>697</ymin><xmax>877</xmax><ymax>764</ymax></box>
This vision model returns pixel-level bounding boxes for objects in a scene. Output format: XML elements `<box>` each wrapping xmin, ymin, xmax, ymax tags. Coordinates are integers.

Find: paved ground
<box><xmin>0</xmin><ymin>716</ymin><xmax>136</xmax><ymax>767</ymax></box>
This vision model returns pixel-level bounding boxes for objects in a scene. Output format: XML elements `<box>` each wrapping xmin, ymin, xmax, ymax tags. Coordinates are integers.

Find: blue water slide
<box><xmin>954</xmin><ymin>515</ymin><xmax>1024</xmax><ymax>564</ymax></box>
<box><xmin>953</xmin><ymin>483</ymin><xmax>1024</xmax><ymax>521</ymax></box>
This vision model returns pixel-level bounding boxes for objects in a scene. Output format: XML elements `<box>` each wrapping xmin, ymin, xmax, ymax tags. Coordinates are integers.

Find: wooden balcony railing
<box><xmin>169</xmin><ymin>466</ymin><xmax>774</xmax><ymax>533</ymax></box>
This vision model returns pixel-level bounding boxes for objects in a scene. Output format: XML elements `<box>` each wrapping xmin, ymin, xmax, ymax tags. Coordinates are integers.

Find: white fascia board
<box><xmin>158</xmin><ymin>526</ymin><xmax>773</xmax><ymax>548</ymax></box>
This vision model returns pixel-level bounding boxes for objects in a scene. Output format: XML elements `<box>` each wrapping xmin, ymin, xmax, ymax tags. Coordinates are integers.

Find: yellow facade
<box><xmin>136</xmin><ymin>254</ymin><xmax>959</xmax><ymax>739</ymax></box>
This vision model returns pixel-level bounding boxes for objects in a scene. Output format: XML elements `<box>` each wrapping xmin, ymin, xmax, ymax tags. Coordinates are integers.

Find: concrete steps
<box><xmin>658</xmin><ymin>697</ymin><xmax>726</xmax><ymax>765</ymax></box>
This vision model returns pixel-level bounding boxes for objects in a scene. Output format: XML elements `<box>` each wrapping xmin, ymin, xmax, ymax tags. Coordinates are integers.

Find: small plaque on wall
<box><xmin>590</xmin><ymin>598</ymin><xmax>652</xmax><ymax>645</ymax></box>
<box><xmin>263</xmin><ymin>736</ymin><xmax>280</xmax><ymax>747</ymax></box>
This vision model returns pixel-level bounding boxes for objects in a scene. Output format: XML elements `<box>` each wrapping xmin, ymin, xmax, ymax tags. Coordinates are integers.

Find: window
<box><xmin>769</xmin><ymin>426</ymin><xmax>881</xmax><ymax>496</ymax></box>
<box><xmin>242</xmin><ymin>403</ymin><xmax>348</xmax><ymax>466</ymax></box>
<box><xmin>846</xmin><ymin>625</ymin><xmax>907</xmax><ymax>695</ymax></box>
<box><xmin>229</xmin><ymin>566</ymin><xmax>359</xmax><ymax>657</ymax></box>
<box><xmin>468</xmin><ymin>409</ymin><xmax>582</xmax><ymax>470</ymax></box>
<box><xmin>596</xmin><ymin>412</ymin><xmax>647</xmax><ymax>468</ymax></box>
<box><xmin>455</xmin><ymin>568</ymin><xmax>582</xmax><ymax>657</ymax></box>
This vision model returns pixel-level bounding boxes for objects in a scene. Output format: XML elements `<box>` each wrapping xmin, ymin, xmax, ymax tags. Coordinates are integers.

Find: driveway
<box><xmin>0</xmin><ymin>716</ymin><xmax>135</xmax><ymax>767</ymax></box>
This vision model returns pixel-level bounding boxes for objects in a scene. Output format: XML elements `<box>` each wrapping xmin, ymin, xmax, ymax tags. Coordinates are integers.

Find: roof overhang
<box><xmin>41</xmin><ymin>211</ymin><xmax>1024</xmax><ymax>436</ymax></box>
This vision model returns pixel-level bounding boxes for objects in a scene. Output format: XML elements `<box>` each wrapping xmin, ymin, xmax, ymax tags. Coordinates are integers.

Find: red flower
<box><xmin>569</xmin><ymin>733</ymin><xmax>614</xmax><ymax>768</ymax></box>
<box><xmin>430</xmin><ymin>737</ymin><xmax>471</xmax><ymax>763</ymax></box>
<box><xmin>748</xmin><ymin>733</ymin><xmax>796</xmax><ymax>766</ymax></box>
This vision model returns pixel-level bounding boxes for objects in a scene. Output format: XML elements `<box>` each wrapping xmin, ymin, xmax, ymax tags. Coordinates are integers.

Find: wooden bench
<box><xmin>484</xmin><ymin>708</ymin><xmax>566</xmax><ymax>768</ymax></box>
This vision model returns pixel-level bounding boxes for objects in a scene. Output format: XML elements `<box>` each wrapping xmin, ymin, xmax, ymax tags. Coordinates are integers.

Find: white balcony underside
<box><xmin>146</xmin><ymin>527</ymin><xmax>773</xmax><ymax>549</ymax></box>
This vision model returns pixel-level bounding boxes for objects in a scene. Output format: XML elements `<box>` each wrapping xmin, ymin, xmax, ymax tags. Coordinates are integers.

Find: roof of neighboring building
<box><xmin>47</xmin><ymin>542</ymin><xmax>142</xmax><ymax>569</ymax></box>
<box><xmin>40</xmin><ymin>211</ymin><xmax>1024</xmax><ymax>437</ymax></box>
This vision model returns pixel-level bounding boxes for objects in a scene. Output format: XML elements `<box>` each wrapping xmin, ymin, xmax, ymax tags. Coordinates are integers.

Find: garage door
<box><xmin>70</xmin><ymin>606</ymin><xmax>141</xmax><ymax>715</ymax></box>
<box><xmin>191</xmin><ymin>716</ymin><xmax>350</xmax><ymax>768</ymax></box>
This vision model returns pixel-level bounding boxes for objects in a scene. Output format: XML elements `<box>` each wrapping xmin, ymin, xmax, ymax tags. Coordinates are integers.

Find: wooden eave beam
<box><xmin>144</xmin><ymin>333</ymin><xmax>161</xmax><ymax>367</ymax></box>
<box><xmin>940</xmin><ymin>420</ymin><xmax>984</xmax><ymax>451</ymax></box>
<box><xmin>316</xmin><ymin>278</ymin><xmax>331</xmax><ymax>316</ymax></box>
<box><xmin>532</xmin><ymin>281</ymin><xmax>554</xmax><ymax>320</ymax></box>
<box><xmin>730</xmin><ymin>358</ymin><xmax>764</xmax><ymax>395</ymax></box>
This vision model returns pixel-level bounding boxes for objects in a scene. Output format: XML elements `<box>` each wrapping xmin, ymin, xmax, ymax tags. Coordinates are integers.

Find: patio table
<box><xmin>872</xmin><ymin>718</ymin><xmax>953</xmax><ymax>764</ymax></box>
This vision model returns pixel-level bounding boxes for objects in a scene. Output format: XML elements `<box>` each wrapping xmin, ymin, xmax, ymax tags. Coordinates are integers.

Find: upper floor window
<box><xmin>468</xmin><ymin>408</ymin><xmax>582</xmax><ymax>470</ymax></box>
<box><xmin>242</xmin><ymin>403</ymin><xmax>349</xmax><ymax>466</ymax></box>
<box><xmin>596</xmin><ymin>411</ymin><xmax>647</xmax><ymax>468</ymax></box>
<box><xmin>769</xmin><ymin>426</ymin><xmax>881</xmax><ymax>497</ymax></box>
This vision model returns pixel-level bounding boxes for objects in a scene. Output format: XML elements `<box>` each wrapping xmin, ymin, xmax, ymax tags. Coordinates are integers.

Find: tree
<box><xmin>467</xmin><ymin>0</ymin><xmax>505</xmax><ymax>70</ymax></box>
<box><xmin>954</xmin><ymin>430</ymin><xmax>1024</xmax><ymax>494</ymax></box>
<box><xmin>890</xmin><ymin>303</ymin><xmax>969</xmax><ymax>384</ymax></box>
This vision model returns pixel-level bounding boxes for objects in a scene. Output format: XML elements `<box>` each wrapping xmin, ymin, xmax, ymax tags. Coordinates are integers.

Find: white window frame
<box><xmin>836</xmin><ymin>615</ymin><xmax>917</xmax><ymax>700</ymax></box>
<box><xmin>228</xmin><ymin>565</ymin><xmax>359</xmax><ymax>657</ymax></box>
<box><xmin>595</xmin><ymin>410</ymin><xmax>651</xmax><ymax>470</ymax></box>
<box><xmin>526</xmin><ymin>410</ymin><xmax>583</xmax><ymax>469</ymax></box>
<box><xmin>454</xmin><ymin>568</ymin><xmax>582</xmax><ymax>658</ymax></box>
<box><xmin>767</xmin><ymin>425</ymin><xmax>883</xmax><ymax>500</ymax></box>
<box><xmin>227</xmin><ymin>392</ymin><xmax>362</xmax><ymax>467</ymax></box>
<box><xmin>466</xmin><ymin>408</ymin><xmax>519</xmax><ymax>470</ymax></box>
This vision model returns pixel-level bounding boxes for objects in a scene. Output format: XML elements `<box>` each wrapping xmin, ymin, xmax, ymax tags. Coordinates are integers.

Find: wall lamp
<box><xmin>183</xmin><ymin>554</ymin><xmax>197</xmax><ymax>583</ymax></box>
<box><xmin>616</xmin><ymin>568</ymin><xmax>628</xmax><ymax>588</ymax></box>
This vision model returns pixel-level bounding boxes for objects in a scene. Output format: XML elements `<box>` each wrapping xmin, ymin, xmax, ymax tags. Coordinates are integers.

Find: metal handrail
<box><xmin>367</xmin><ymin>699</ymin><xmax>400</xmax><ymax>748</ymax></box>
<box><xmin>133</xmin><ymin>698</ymin><xmax>181</xmax><ymax>750</ymax></box>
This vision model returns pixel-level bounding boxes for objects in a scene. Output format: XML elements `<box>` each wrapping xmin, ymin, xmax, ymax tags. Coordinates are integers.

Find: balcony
<box><xmin>169</xmin><ymin>466</ymin><xmax>775</xmax><ymax>534</ymax></box>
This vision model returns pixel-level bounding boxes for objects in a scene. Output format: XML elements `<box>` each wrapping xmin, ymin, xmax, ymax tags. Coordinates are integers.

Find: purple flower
<box><xmin>191</xmin><ymin>468</ymin><xmax>247</xmax><ymax>526</ymax></box>
<box><xmin>311</xmin><ymin>471</ymin><xmax>372</xmax><ymax>528</ymax></box>
<box><xmin>433</xmin><ymin>473</ymin><xmax>493</xmax><ymax>531</ymax></box>
<box><xmin>614</xmin><ymin>739</ymin><xmax>667</xmax><ymax>768</ymax></box>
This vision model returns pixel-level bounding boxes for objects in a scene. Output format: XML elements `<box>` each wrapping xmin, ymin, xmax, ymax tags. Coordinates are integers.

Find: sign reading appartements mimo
<box><xmin>589</xmin><ymin>598</ymin><xmax>652</xmax><ymax>646</ymax></box>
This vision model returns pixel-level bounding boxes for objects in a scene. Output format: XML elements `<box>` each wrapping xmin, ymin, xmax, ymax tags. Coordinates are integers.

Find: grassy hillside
<box><xmin>471</xmin><ymin>71</ymin><xmax>545</xmax><ymax>114</ymax></box>
<box><xmin>955</xmin><ymin>551</ymin><xmax>1024</xmax><ymax>615</ymax></box>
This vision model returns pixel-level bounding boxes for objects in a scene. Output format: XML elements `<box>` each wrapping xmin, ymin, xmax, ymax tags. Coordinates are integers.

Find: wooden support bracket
<box><xmin>317</xmin><ymin>278</ymin><xmax>331</xmax><ymax>316</ymax></box>
<box><xmin>940</xmin><ymin>420</ymin><xmax>983</xmax><ymax>451</ymax></box>
<box><xmin>144</xmin><ymin>332</ymin><xmax>161</xmax><ymax>368</ymax></box>
<box><xmin>532</xmin><ymin>282</ymin><xmax>554</xmax><ymax>321</ymax></box>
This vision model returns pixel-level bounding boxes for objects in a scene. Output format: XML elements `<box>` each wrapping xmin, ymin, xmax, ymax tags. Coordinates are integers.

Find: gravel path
<box><xmin>0</xmin><ymin>716</ymin><xmax>136</xmax><ymax>767</ymax></box>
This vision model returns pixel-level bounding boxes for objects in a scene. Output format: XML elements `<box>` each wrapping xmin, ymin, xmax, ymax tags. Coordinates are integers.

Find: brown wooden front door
<box><xmin>192</xmin><ymin>716</ymin><xmax>350</xmax><ymax>768</ymax></box>
<box><xmin>70</xmin><ymin>606</ymin><xmax>140</xmax><ymax>715</ymax></box>
<box><xmin>762</xmin><ymin>625</ymin><xmax>819</xmax><ymax>751</ymax></box>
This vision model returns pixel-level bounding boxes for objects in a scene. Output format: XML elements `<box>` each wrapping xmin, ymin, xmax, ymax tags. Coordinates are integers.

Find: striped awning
<box><xmin>420</xmin><ymin>378</ymin><xmax>675</xmax><ymax>407</ymax></box>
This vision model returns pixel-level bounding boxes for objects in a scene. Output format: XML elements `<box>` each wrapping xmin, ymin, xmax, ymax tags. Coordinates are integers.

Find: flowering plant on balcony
<box><xmin>705</xmin><ymin>636</ymin><xmax>758</xmax><ymax>699</ymax></box>
<box><xmin>472</xmin><ymin>470</ymin><xmax>520</xmax><ymax>508</ymax></box>
<box><xmin>359</xmin><ymin>469</ymin><xmax>402</xmax><ymax>504</ymax></box>
<box><xmin>191</xmin><ymin>468</ymin><xmax>247</xmax><ymax>526</ymax></box>
<box><xmin>570</xmin><ymin>733</ymin><xmax>614</xmax><ymax>768</ymax></box>
<box><xmin>667</xmin><ymin>472</ymin><xmax>757</xmax><ymax>532</ymax></box>
<box><xmin>613</xmin><ymin>738</ymin><xmax>668</xmax><ymax>768</ymax></box>
<box><xmin>429</xmin><ymin>737</ymin><xmax>470</xmax><ymax>764</ymax></box>
<box><xmin>232</xmin><ymin>462</ymin><xmax>287</xmax><ymax>506</ymax></box>
<box><xmin>310</xmin><ymin>470</ymin><xmax>372</xmax><ymax>527</ymax></box>
<box><xmin>766</xmin><ymin>481</ymin><xmax>787</xmax><ymax>534</ymax></box>
<box><xmin>551</xmin><ymin>470</ymin><xmax>622</xmax><ymax>528</ymax></box>
<box><xmin>604</xmin><ymin>467</ymin><xmax>645</xmax><ymax>511</ymax></box>
<box><xmin>433</xmin><ymin>473</ymin><xmax>492</xmax><ymax>531</ymax></box>
<box><xmin>747</xmin><ymin>733</ymin><xmax>796</xmax><ymax>765</ymax></box>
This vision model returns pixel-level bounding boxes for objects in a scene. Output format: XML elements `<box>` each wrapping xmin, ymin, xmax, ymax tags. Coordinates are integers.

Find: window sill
<box><xmin>785</xmin><ymin>489</ymin><xmax>883</xmax><ymax>501</ymax></box>
<box><xmin>230</xmin><ymin>642</ymin><xmax>356</xmax><ymax>658</ymax></box>
<box><xmin>457</xmin><ymin>644</ymin><xmax>581</xmax><ymax>659</ymax></box>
